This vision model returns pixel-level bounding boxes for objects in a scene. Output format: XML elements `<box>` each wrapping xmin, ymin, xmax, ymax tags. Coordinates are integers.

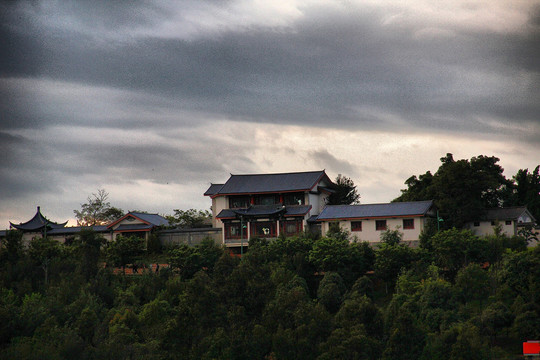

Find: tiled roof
<box><xmin>48</xmin><ymin>225</ymin><xmax>109</xmax><ymax>235</ymax></box>
<box><xmin>317</xmin><ymin>200</ymin><xmax>434</xmax><ymax>220</ymax></box>
<box><xmin>283</xmin><ymin>205</ymin><xmax>312</xmax><ymax>216</ymax></box>
<box><xmin>204</xmin><ymin>183</ymin><xmax>224</xmax><ymax>196</ymax></box>
<box><xmin>9</xmin><ymin>206</ymin><xmax>68</xmax><ymax>231</ymax></box>
<box><xmin>481</xmin><ymin>206</ymin><xmax>536</xmax><ymax>222</ymax></box>
<box><xmin>216</xmin><ymin>205</ymin><xmax>312</xmax><ymax>219</ymax></box>
<box><xmin>129</xmin><ymin>212</ymin><xmax>169</xmax><ymax>226</ymax></box>
<box><xmin>209</xmin><ymin>170</ymin><xmax>329</xmax><ymax>196</ymax></box>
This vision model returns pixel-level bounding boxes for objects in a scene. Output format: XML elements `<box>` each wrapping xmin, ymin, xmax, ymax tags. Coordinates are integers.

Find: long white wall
<box><xmin>321</xmin><ymin>217</ymin><xmax>424</xmax><ymax>243</ymax></box>
<box><xmin>467</xmin><ymin>221</ymin><xmax>516</xmax><ymax>237</ymax></box>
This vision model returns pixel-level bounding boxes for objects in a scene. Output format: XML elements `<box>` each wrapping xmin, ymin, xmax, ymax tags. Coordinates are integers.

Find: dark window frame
<box><xmin>250</xmin><ymin>221</ymin><xmax>277</xmax><ymax>238</ymax></box>
<box><xmin>224</xmin><ymin>222</ymin><xmax>245</xmax><ymax>239</ymax></box>
<box><xmin>253</xmin><ymin>194</ymin><xmax>280</xmax><ymax>206</ymax></box>
<box><xmin>403</xmin><ymin>219</ymin><xmax>414</xmax><ymax>230</ymax></box>
<box><xmin>283</xmin><ymin>192</ymin><xmax>305</xmax><ymax>205</ymax></box>
<box><xmin>280</xmin><ymin>219</ymin><xmax>303</xmax><ymax>236</ymax></box>
<box><xmin>229</xmin><ymin>196</ymin><xmax>250</xmax><ymax>209</ymax></box>
<box><xmin>351</xmin><ymin>221</ymin><xmax>362</xmax><ymax>232</ymax></box>
<box><xmin>376</xmin><ymin>220</ymin><xmax>387</xmax><ymax>231</ymax></box>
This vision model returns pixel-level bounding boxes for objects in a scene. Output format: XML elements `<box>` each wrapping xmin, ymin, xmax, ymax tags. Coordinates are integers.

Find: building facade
<box><xmin>205</xmin><ymin>170</ymin><xmax>334</xmax><ymax>248</ymax></box>
<box><xmin>465</xmin><ymin>206</ymin><xmax>536</xmax><ymax>238</ymax></box>
<box><xmin>316</xmin><ymin>200</ymin><xmax>436</xmax><ymax>245</ymax></box>
<box><xmin>5</xmin><ymin>207</ymin><xmax>168</xmax><ymax>244</ymax></box>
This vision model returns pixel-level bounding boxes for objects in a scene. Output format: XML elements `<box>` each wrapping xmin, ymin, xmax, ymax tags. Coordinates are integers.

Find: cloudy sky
<box><xmin>1</xmin><ymin>0</ymin><xmax>539</xmax><ymax>228</ymax></box>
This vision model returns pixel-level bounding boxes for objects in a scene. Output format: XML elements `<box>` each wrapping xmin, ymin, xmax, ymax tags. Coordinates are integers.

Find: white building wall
<box><xmin>308</xmin><ymin>193</ymin><xmax>320</xmax><ymax>213</ymax></box>
<box><xmin>468</xmin><ymin>221</ymin><xmax>516</xmax><ymax>237</ymax></box>
<box><xmin>212</xmin><ymin>196</ymin><xmax>228</xmax><ymax>229</ymax></box>
<box><xmin>321</xmin><ymin>217</ymin><xmax>424</xmax><ymax>243</ymax></box>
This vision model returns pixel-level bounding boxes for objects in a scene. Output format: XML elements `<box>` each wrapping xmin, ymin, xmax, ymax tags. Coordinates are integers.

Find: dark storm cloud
<box><xmin>0</xmin><ymin>127</ymin><xmax>255</xmax><ymax>193</ymax></box>
<box><xmin>1</xmin><ymin>0</ymin><xmax>539</xmax><ymax>228</ymax></box>
<box><xmin>0</xmin><ymin>132</ymin><xmax>62</xmax><ymax>199</ymax></box>
<box><xmin>1</xmin><ymin>1</ymin><xmax>539</xmax><ymax>134</ymax></box>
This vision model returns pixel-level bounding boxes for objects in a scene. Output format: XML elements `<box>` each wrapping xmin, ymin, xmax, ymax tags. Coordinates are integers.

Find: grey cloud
<box><xmin>1</xmin><ymin>1</ymin><xmax>539</xmax><ymax>138</ymax></box>
<box><xmin>1</xmin><ymin>1</ymin><xmax>539</xmax><ymax>228</ymax></box>
<box><xmin>310</xmin><ymin>149</ymin><xmax>356</xmax><ymax>177</ymax></box>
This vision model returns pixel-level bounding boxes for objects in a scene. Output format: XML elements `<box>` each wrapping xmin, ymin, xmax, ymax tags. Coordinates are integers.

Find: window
<box><xmin>473</xmin><ymin>221</ymin><xmax>480</xmax><ymax>227</ymax></box>
<box><xmin>403</xmin><ymin>219</ymin><xmax>414</xmax><ymax>230</ymax></box>
<box><xmin>225</xmin><ymin>222</ymin><xmax>245</xmax><ymax>239</ymax></box>
<box><xmin>229</xmin><ymin>196</ymin><xmax>250</xmax><ymax>208</ymax></box>
<box><xmin>505</xmin><ymin>220</ymin><xmax>512</xmax><ymax>225</ymax></box>
<box><xmin>283</xmin><ymin>192</ymin><xmax>305</xmax><ymax>205</ymax></box>
<box><xmin>250</xmin><ymin>221</ymin><xmax>277</xmax><ymax>238</ymax></box>
<box><xmin>254</xmin><ymin>195</ymin><xmax>279</xmax><ymax>206</ymax></box>
<box><xmin>376</xmin><ymin>220</ymin><xmax>387</xmax><ymax>231</ymax></box>
<box><xmin>329</xmin><ymin>222</ymin><xmax>340</xmax><ymax>232</ymax></box>
<box><xmin>351</xmin><ymin>221</ymin><xmax>362</xmax><ymax>232</ymax></box>
<box><xmin>280</xmin><ymin>220</ymin><xmax>303</xmax><ymax>236</ymax></box>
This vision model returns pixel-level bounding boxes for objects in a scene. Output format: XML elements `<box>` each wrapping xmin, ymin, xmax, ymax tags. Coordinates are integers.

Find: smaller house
<box><xmin>106</xmin><ymin>212</ymin><xmax>169</xmax><ymax>241</ymax></box>
<box><xmin>4</xmin><ymin>207</ymin><xmax>169</xmax><ymax>244</ymax></box>
<box><xmin>316</xmin><ymin>200</ymin><xmax>436</xmax><ymax>244</ymax></box>
<box><xmin>465</xmin><ymin>206</ymin><xmax>536</xmax><ymax>238</ymax></box>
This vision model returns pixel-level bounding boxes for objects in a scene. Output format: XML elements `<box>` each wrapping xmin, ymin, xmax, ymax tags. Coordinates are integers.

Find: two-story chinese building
<box><xmin>205</xmin><ymin>170</ymin><xmax>334</xmax><ymax>248</ymax></box>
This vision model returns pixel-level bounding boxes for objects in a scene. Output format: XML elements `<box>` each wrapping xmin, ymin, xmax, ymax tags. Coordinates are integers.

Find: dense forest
<box><xmin>1</xmin><ymin>224</ymin><xmax>539</xmax><ymax>359</ymax></box>
<box><xmin>394</xmin><ymin>154</ymin><xmax>540</xmax><ymax>228</ymax></box>
<box><xmin>2</xmin><ymin>154</ymin><xmax>539</xmax><ymax>359</ymax></box>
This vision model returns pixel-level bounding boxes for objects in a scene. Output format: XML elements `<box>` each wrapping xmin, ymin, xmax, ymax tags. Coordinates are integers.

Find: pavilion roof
<box><xmin>10</xmin><ymin>206</ymin><xmax>68</xmax><ymax>231</ymax></box>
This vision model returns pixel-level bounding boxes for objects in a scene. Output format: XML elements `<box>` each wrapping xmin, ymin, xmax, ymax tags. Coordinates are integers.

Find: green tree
<box><xmin>502</xmin><ymin>246</ymin><xmax>540</xmax><ymax>301</ymax></box>
<box><xmin>511</xmin><ymin>309</ymin><xmax>540</xmax><ymax>340</ymax></box>
<box><xmin>73</xmin><ymin>229</ymin><xmax>104</xmax><ymax>281</ymax></box>
<box><xmin>382</xmin><ymin>310</ymin><xmax>425</xmax><ymax>360</ymax></box>
<box><xmin>327</xmin><ymin>174</ymin><xmax>361</xmax><ymax>205</ymax></box>
<box><xmin>480</xmin><ymin>302</ymin><xmax>513</xmax><ymax>343</ymax></box>
<box><xmin>454</xmin><ymin>263</ymin><xmax>490</xmax><ymax>304</ymax></box>
<box><xmin>317</xmin><ymin>272</ymin><xmax>346</xmax><ymax>313</ymax></box>
<box><xmin>168</xmin><ymin>244</ymin><xmax>203</xmax><ymax>279</ymax></box>
<box><xmin>309</xmin><ymin>236</ymin><xmax>351</xmax><ymax>273</ymax></box>
<box><xmin>430</xmin><ymin>228</ymin><xmax>482</xmax><ymax>280</ymax></box>
<box><xmin>105</xmin><ymin>235</ymin><xmax>145</xmax><ymax>275</ymax></box>
<box><xmin>506</xmin><ymin>165</ymin><xmax>540</xmax><ymax>221</ymax></box>
<box><xmin>28</xmin><ymin>237</ymin><xmax>61</xmax><ymax>286</ymax></box>
<box><xmin>0</xmin><ymin>229</ymin><xmax>23</xmax><ymax>262</ymax></box>
<box><xmin>380</xmin><ymin>227</ymin><xmax>403</xmax><ymax>246</ymax></box>
<box><xmin>334</xmin><ymin>294</ymin><xmax>384</xmax><ymax>339</ymax></box>
<box><xmin>197</xmin><ymin>237</ymin><xmax>224</xmax><ymax>273</ymax></box>
<box><xmin>318</xmin><ymin>326</ymin><xmax>382</xmax><ymax>360</ymax></box>
<box><xmin>166</xmin><ymin>208</ymin><xmax>211</xmax><ymax>228</ymax></box>
<box><xmin>74</xmin><ymin>189</ymin><xmax>124</xmax><ymax>226</ymax></box>
<box><xmin>375</xmin><ymin>242</ymin><xmax>416</xmax><ymax>293</ymax></box>
<box><xmin>395</xmin><ymin>154</ymin><xmax>512</xmax><ymax>228</ymax></box>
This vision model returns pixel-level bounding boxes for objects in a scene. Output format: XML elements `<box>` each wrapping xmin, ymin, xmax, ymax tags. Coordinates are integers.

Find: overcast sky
<box><xmin>1</xmin><ymin>0</ymin><xmax>539</xmax><ymax>228</ymax></box>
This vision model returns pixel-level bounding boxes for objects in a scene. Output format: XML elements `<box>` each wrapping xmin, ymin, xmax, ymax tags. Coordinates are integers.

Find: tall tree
<box><xmin>166</xmin><ymin>209</ymin><xmax>211</xmax><ymax>228</ymax></box>
<box><xmin>28</xmin><ymin>237</ymin><xmax>61</xmax><ymax>286</ymax></box>
<box><xmin>326</xmin><ymin>174</ymin><xmax>360</xmax><ymax>205</ymax></box>
<box><xmin>74</xmin><ymin>189</ymin><xmax>124</xmax><ymax>226</ymax></box>
<box><xmin>395</xmin><ymin>154</ymin><xmax>512</xmax><ymax>228</ymax></box>
<box><xmin>74</xmin><ymin>229</ymin><xmax>105</xmax><ymax>281</ymax></box>
<box><xmin>507</xmin><ymin>165</ymin><xmax>540</xmax><ymax>222</ymax></box>
<box><xmin>105</xmin><ymin>235</ymin><xmax>145</xmax><ymax>275</ymax></box>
